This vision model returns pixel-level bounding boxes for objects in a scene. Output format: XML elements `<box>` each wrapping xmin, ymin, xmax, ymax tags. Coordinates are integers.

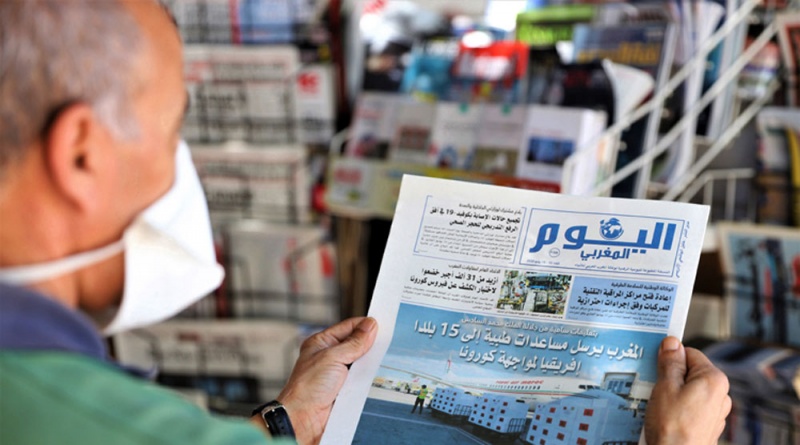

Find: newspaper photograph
<box><xmin>321</xmin><ymin>175</ymin><xmax>709</xmax><ymax>445</ymax></box>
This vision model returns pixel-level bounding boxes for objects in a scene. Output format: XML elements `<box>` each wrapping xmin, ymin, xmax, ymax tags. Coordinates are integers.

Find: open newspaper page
<box><xmin>321</xmin><ymin>175</ymin><xmax>709</xmax><ymax>445</ymax></box>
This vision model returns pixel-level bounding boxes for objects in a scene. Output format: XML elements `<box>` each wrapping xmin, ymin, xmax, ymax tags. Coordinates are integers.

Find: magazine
<box><xmin>388</xmin><ymin>101</ymin><xmax>438</xmax><ymax>165</ymax></box>
<box><xmin>657</xmin><ymin>1</ymin><xmax>726</xmax><ymax>188</ymax></box>
<box><xmin>571</xmin><ymin>22</ymin><xmax>676</xmax><ymax>197</ymax></box>
<box><xmin>515</xmin><ymin>105</ymin><xmax>608</xmax><ymax>195</ymax></box>
<box><xmin>163</xmin><ymin>0</ymin><xmax>316</xmax><ymax>44</ymax></box>
<box><xmin>717</xmin><ymin>223</ymin><xmax>800</xmax><ymax>348</ymax></box>
<box><xmin>321</xmin><ymin>175</ymin><xmax>709</xmax><ymax>445</ymax></box>
<box><xmin>428</xmin><ymin>102</ymin><xmax>482</xmax><ymax>169</ymax></box>
<box><xmin>473</xmin><ymin>104</ymin><xmax>527</xmax><ymax>176</ymax></box>
<box><xmin>294</xmin><ymin>63</ymin><xmax>336</xmax><ymax>145</ymax></box>
<box><xmin>400</xmin><ymin>38</ymin><xmax>460</xmax><ymax>101</ymax></box>
<box><xmin>515</xmin><ymin>4</ymin><xmax>596</xmax><ymax>104</ymax></box>
<box><xmin>777</xmin><ymin>12</ymin><xmax>800</xmax><ymax>108</ymax></box>
<box><xmin>345</xmin><ymin>93</ymin><xmax>402</xmax><ymax>160</ymax></box>
<box><xmin>755</xmin><ymin>107</ymin><xmax>800</xmax><ymax>226</ymax></box>
<box><xmin>703</xmin><ymin>340</ymin><xmax>800</xmax><ymax>444</ymax></box>
<box><xmin>705</xmin><ymin>1</ymin><xmax>748</xmax><ymax>140</ymax></box>
<box><xmin>450</xmin><ymin>41</ymin><xmax>529</xmax><ymax>104</ymax></box>
<box><xmin>544</xmin><ymin>61</ymin><xmax>616</xmax><ymax>124</ymax></box>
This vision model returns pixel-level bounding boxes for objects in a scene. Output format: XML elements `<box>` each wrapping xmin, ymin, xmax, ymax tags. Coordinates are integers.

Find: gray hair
<box><xmin>0</xmin><ymin>0</ymin><xmax>143</xmax><ymax>175</ymax></box>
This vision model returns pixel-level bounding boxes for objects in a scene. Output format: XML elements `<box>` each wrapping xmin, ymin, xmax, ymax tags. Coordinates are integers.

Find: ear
<box><xmin>42</xmin><ymin>103</ymin><xmax>111</xmax><ymax>213</ymax></box>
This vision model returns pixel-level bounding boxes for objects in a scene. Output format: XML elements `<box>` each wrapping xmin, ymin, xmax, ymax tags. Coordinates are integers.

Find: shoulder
<box><xmin>0</xmin><ymin>352</ymin><xmax>293</xmax><ymax>445</ymax></box>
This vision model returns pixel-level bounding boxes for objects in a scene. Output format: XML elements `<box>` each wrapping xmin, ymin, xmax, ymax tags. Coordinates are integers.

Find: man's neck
<box><xmin>0</xmin><ymin>156</ymin><xmax>81</xmax><ymax>308</ymax></box>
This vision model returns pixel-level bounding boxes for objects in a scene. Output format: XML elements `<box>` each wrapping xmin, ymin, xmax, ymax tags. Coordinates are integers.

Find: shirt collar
<box><xmin>0</xmin><ymin>283</ymin><xmax>108</xmax><ymax>360</ymax></box>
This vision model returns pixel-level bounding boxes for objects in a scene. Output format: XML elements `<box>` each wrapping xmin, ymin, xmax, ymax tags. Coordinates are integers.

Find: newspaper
<box><xmin>114</xmin><ymin>320</ymin><xmax>308</xmax><ymax>415</ymax></box>
<box><xmin>190</xmin><ymin>143</ymin><xmax>310</xmax><ymax>225</ymax></box>
<box><xmin>182</xmin><ymin>46</ymin><xmax>300</xmax><ymax>145</ymax></box>
<box><xmin>321</xmin><ymin>175</ymin><xmax>709</xmax><ymax>445</ymax></box>
<box><xmin>223</xmin><ymin>220</ymin><xmax>339</xmax><ymax>325</ymax></box>
<box><xmin>163</xmin><ymin>0</ymin><xmax>319</xmax><ymax>44</ymax></box>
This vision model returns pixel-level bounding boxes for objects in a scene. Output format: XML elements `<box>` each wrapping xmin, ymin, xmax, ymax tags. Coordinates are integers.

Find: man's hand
<box><xmin>276</xmin><ymin>317</ymin><xmax>378</xmax><ymax>445</ymax></box>
<box><xmin>645</xmin><ymin>337</ymin><xmax>732</xmax><ymax>445</ymax></box>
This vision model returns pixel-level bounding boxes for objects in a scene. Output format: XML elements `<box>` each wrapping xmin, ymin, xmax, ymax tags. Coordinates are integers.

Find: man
<box><xmin>0</xmin><ymin>1</ymin><xmax>376</xmax><ymax>444</ymax></box>
<box><xmin>0</xmin><ymin>1</ymin><xmax>730</xmax><ymax>444</ymax></box>
<box><xmin>411</xmin><ymin>384</ymin><xmax>428</xmax><ymax>414</ymax></box>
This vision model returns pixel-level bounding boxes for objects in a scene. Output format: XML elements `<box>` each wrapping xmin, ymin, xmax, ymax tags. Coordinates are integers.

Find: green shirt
<box><xmin>0</xmin><ymin>351</ymin><xmax>296</xmax><ymax>445</ymax></box>
<box><xmin>0</xmin><ymin>283</ymin><xmax>295</xmax><ymax>445</ymax></box>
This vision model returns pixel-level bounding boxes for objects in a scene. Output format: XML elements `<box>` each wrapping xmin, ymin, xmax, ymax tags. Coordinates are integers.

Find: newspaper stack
<box><xmin>190</xmin><ymin>142</ymin><xmax>310</xmax><ymax>225</ymax></box>
<box><xmin>163</xmin><ymin>0</ymin><xmax>320</xmax><ymax>44</ymax></box>
<box><xmin>183</xmin><ymin>46</ymin><xmax>301</xmax><ymax>145</ymax></box>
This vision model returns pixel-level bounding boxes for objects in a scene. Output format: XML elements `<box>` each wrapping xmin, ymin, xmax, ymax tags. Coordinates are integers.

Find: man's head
<box><xmin>0</xmin><ymin>0</ymin><xmax>187</xmax><ymax>311</ymax></box>
<box><xmin>2</xmin><ymin>0</ymin><xmax>138</xmax><ymax>172</ymax></box>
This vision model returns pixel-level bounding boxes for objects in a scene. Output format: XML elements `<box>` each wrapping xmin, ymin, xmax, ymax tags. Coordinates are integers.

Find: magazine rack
<box><xmin>328</xmin><ymin>0</ymin><xmax>796</xmax><ymax>219</ymax></box>
<box><xmin>674</xmin><ymin>168</ymin><xmax>756</xmax><ymax>222</ymax></box>
<box><xmin>585</xmin><ymin>0</ymin><xmax>786</xmax><ymax>202</ymax></box>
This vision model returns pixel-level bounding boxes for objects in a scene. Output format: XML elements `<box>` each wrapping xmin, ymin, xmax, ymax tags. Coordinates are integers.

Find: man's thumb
<box><xmin>334</xmin><ymin>317</ymin><xmax>378</xmax><ymax>364</ymax></box>
<box><xmin>656</xmin><ymin>336</ymin><xmax>687</xmax><ymax>391</ymax></box>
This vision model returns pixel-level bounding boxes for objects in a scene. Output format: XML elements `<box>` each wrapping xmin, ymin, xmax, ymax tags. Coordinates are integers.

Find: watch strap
<box><xmin>252</xmin><ymin>400</ymin><xmax>296</xmax><ymax>438</ymax></box>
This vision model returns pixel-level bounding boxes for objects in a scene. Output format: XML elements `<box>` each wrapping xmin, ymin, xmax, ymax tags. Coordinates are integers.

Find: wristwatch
<box><xmin>251</xmin><ymin>400</ymin><xmax>296</xmax><ymax>438</ymax></box>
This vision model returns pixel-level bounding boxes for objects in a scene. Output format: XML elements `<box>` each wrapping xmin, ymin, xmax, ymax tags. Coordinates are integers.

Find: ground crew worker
<box><xmin>411</xmin><ymin>385</ymin><xmax>428</xmax><ymax>414</ymax></box>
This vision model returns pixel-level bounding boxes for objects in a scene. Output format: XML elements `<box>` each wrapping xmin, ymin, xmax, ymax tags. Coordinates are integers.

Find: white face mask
<box><xmin>0</xmin><ymin>141</ymin><xmax>225</xmax><ymax>335</ymax></box>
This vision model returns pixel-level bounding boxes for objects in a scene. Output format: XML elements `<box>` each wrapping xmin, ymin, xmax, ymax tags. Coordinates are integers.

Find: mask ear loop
<box><xmin>0</xmin><ymin>240</ymin><xmax>125</xmax><ymax>285</ymax></box>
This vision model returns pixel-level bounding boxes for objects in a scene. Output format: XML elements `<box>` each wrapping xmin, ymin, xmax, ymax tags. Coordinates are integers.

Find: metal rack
<box><xmin>675</xmin><ymin>168</ymin><xmax>756</xmax><ymax>221</ymax></box>
<box><xmin>578</xmin><ymin>0</ymin><xmax>790</xmax><ymax>207</ymax></box>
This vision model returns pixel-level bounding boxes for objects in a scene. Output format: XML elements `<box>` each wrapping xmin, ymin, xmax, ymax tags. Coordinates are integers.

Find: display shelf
<box><xmin>327</xmin><ymin>0</ymin><xmax>797</xmax><ymax>225</ymax></box>
<box><xmin>588</xmin><ymin>2</ymin><xmax>780</xmax><ymax>199</ymax></box>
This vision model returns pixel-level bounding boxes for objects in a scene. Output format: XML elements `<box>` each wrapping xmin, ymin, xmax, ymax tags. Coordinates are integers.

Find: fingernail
<box><xmin>661</xmin><ymin>336</ymin><xmax>681</xmax><ymax>352</ymax></box>
<box><xmin>357</xmin><ymin>317</ymin><xmax>377</xmax><ymax>333</ymax></box>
